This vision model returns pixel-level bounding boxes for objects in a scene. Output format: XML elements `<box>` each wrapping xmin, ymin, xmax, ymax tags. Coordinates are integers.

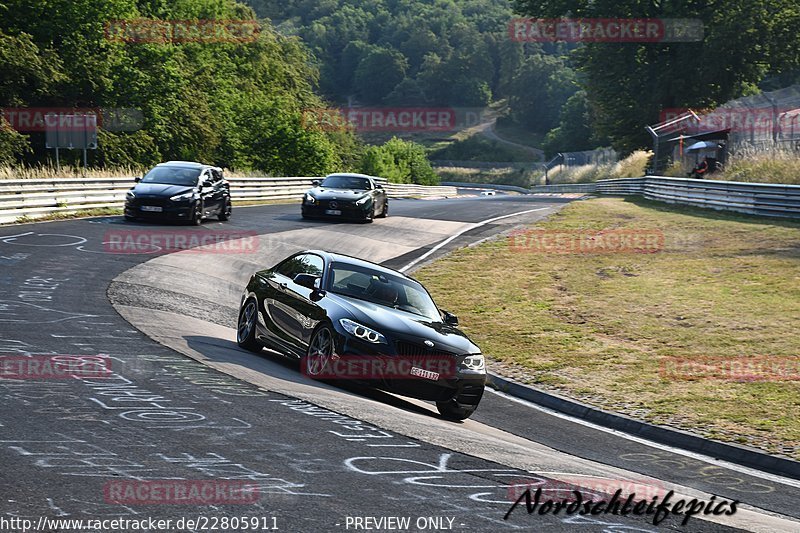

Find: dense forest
<box><xmin>1</xmin><ymin>0</ymin><xmax>799</xmax><ymax>173</ymax></box>
<box><xmin>514</xmin><ymin>0</ymin><xmax>800</xmax><ymax>153</ymax></box>
<box><xmin>0</xmin><ymin>0</ymin><xmax>357</xmax><ymax>175</ymax></box>
<box><xmin>253</xmin><ymin>0</ymin><xmax>800</xmax><ymax>155</ymax></box>
<box><xmin>246</xmin><ymin>0</ymin><xmax>581</xmax><ymax>143</ymax></box>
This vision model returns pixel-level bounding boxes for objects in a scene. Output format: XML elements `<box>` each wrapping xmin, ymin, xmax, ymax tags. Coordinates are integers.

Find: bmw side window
<box><xmin>211</xmin><ymin>169</ymin><xmax>222</xmax><ymax>182</ymax></box>
<box><xmin>301</xmin><ymin>255</ymin><xmax>324</xmax><ymax>277</ymax></box>
<box><xmin>276</xmin><ymin>255</ymin><xmax>307</xmax><ymax>279</ymax></box>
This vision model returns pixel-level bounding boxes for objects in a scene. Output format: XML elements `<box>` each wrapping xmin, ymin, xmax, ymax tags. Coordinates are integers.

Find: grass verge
<box><xmin>414</xmin><ymin>196</ymin><xmax>800</xmax><ymax>459</ymax></box>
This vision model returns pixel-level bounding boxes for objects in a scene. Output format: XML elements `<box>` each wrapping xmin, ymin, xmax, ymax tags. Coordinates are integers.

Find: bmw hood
<box><xmin>330</xmin><ymin>294</ymin><xmax>480</xmax><ymax>355</ymax></box>
<box><xmin>132</xmin><ymin>183</ymin><xmax>196</xmax><ymax>197</ymax></box>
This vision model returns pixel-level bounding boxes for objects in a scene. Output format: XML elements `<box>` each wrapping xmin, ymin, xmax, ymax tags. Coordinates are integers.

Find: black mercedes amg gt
<box><xmin>236</xmin><ymin>250</ymin><xmax>486</xmax><ymax>420</ymax></box>
<box><xmin>301</xmin><ymin>173</ymin><xmax>388</xmax><ymax>222</ymax></box>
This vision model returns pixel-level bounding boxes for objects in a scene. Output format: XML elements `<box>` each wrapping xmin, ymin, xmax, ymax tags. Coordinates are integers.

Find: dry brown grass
<box><xmin>548</xmin><ymin>151</ymin><xmax>652</xmax><ymax>184</ymax></box>
<box><xmin>415</xmin><ymin>197</ymin><xmax>800</xmax><ymax>458</ymax></box>
<box><xmin>716</xmin><ymin>151</ymin><xmax>800</xmax><ymax>185</ymax></box>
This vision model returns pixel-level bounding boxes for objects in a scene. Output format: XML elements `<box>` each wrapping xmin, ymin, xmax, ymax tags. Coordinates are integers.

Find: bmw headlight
<box><xmin>305</xmin><ymin>193</ymin><xmax>318</xmax><ymax>205</ymax></box>
<box><xmin>355</xmin><ymin>195</ymin><xmax>371</xmax><ymax>206</ymax></box>
<box><xmin>461</xmin><ymin>354</ymin><xmax>485</xmax><ymax>371</ymax></box>
<box><xmin>339</xmin><ymin>318</ymin><xmax>387</xmax><ymax>344</ymax></box>
<box><xmin>170</xmin><ymin>191</ymin><xmax>196</xmax><ymax>202</ymax></box>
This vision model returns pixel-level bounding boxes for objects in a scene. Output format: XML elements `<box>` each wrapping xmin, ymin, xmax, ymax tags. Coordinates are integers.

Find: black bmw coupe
<box><xmin>301</xmin><ymin>173</ymin><xmax>388</xmax><ymax>222</ymax></box>
<box><xmin>236</xmin><ymin>250</ymin><xmax>486</xmax><ymax>420</ymax></box>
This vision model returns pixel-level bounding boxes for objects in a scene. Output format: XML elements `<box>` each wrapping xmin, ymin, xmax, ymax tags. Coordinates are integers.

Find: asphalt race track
<box><xmin>1</xmin><ymin>194</ymin><xmax>799</xmax><ymax>532</ymax></box>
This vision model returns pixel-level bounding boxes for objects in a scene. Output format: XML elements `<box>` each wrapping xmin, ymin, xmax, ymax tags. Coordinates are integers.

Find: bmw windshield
<box><xmin>328</xmin><ymin>262</ymin><xmax>441</xmax><ymax>321</ymax></box>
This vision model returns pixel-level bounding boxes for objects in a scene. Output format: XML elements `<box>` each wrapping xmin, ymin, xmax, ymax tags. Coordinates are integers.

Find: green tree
<box><xmin>513</xmin><ymin>0</ymin><xmax>800</xmax><ymax>153</ymax></box>
<box><xmin>0</xmin><ymin>0</ymin><xmax>353</xmax><ymax>173</ymax></box>
<box><xmin>507</xmin><ymin>54</ymin><xmax>579</xmax><ymax>134</ymax></box>
<box><xmin>353</xmin><ymin>48</ymin><xmax>408</xmax><ymax>104</ymax></box>
<box><xmin>359</xmin><ymin>137</ymin><xmax>439</xmax><ymax>185</ymax></box>
<box><xmin>0</xmin><ymin>118</ymin><xmax>30</xmax><ymax>165</ymax></box>
<box><xmin>541</xmin><ymin>91</ymin><xmax>600</xmax><ymax>156</ymax></box>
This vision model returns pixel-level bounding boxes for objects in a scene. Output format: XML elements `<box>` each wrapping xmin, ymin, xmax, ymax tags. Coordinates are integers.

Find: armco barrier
<box><xmin>529</xmin><ymin>183</ymin><xmax>598</xmax><ymax>193</ymax></box>
<box><xmin>597</xmin><ymin>176</ymin><xmax>800</xmax><ymax>219</ymax></box>
<box><xmin>441</xmin><ymin>181</ymin><xmax>598</xmax><ymax>194</ymax></box>
<box><xmin>0</xmin><ymin>177</ymin><xmax>457</xmax><ymax>224</ymax></box>
<box><xmin>441</xmin><ymin>181</ymin><xmax>532</xmax><ymax>194</ymax></box>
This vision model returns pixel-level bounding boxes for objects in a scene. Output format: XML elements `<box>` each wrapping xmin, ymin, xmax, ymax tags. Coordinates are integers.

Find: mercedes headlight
<box><xmin>170</xmin><ymin>191</ymin><xmax>196</xmax><ymax>202</ymax></box>
<box><xmin>305</xmin><ymin>193</ymin><xmax>318</xmax><ymax>205</ymax></box>
<box><xmin>461</xmin><ymin>354</ymin><xmax>485</xmax><ymax>371</ymax></box>
<box><xmin>355</xmin><ymin>195</ymin><xmax>371</xmax><ymax>206</ymax></box>
<box><xmin>339</xmin><ymin>318</ymin><xmax>387</xmax><ymax>344</ymax></box>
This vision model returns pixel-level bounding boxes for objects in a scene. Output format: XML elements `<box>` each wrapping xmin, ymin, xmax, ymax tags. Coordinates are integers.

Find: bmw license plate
<box><xmin>141</xmin><ymin>206</ymin><xmax>163</xmax><ymax>212</ymax></box>
<box><xmin>325</xmin><ymin>209</ymin><xmax>342</xmax><ymax>215</ymax></box>
<box><xmin>410</xmin><ymin>366</ymin><xmax>440</xmax><ymax>381</ymax></box>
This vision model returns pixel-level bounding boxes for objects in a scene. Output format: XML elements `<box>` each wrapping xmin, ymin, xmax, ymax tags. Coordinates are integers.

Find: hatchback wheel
<box><xmin>189</xmin><ymin>201</ymin><xmax>203</xmax><ymax>226</ymax></box>
<box><xmin>218</xmin><ymin>198</ymin><xmax>231</xmax><ymax>221</ymax></box>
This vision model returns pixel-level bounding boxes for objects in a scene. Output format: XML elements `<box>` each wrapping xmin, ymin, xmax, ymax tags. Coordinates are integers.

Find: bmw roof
<box><xmin>306</xmin><ymin>250</ymin><xmax>417</xmax><ymax>281</ymax></box>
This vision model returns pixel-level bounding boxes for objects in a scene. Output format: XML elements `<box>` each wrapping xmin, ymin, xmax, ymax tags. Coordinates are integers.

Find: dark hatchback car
<box><xmin>237</xmin><ymin>250</ymin><xmax>486</xmax><ymax>420</ymax></box>
<box><xmin>124</xmin><ymin>161</ymin><xmax>231</xmax><ymax>225</ymax></box>
<box><xmin>301</xmin><ymin>173</ymin><xmax>388</xmax><ymax>222</ymax></box>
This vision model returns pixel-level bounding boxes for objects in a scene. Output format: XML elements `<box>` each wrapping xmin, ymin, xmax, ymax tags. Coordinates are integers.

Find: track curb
<box><xmin>486</xmin><ymin>372</ymin><xmax>800</xmax><ymax>481</ymax></box>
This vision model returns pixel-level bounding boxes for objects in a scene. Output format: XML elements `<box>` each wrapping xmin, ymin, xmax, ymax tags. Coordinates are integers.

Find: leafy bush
<box><xmin>0</xmin><ymin>119</ymin><xmax>30</xmax><ymax>165</ymax></box>
<box><xmin>359</xmin><ymin>137</ymin><xmax>439</xmax><ymax>185</ymax></box>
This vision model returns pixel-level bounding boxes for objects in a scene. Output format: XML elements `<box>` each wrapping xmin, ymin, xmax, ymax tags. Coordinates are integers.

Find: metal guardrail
<box><xmin>597</xmin><ymin>176</ymin><xmax>800</xmax><ymax>218</ymax></box>
<box><xmin>440</xmin><ymin>181</ymin><xmax>531</xmax><ymax>194</ymax></box>
<box><xmin>0</xmin><ymin>177</ymin><xmax>458</xmax><ymax>224</ymax></box>
<box><xmin>529</xmin><ymin>183</ymin><xmax>598</xmax><ymax>193</ymax></box>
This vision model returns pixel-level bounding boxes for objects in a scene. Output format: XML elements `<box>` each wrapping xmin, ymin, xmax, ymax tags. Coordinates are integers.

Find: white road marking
<box><xmin>487</xmin><ymin>388</ymin><xmax>800</xmax><ymax>489</ymax></box>
<box><xmin>398</xmin><ymin>207</ymin><xmax>550</xmax><ymax>272</ymax></box>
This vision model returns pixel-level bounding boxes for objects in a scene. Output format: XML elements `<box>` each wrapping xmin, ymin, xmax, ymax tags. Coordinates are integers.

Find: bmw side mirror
<box><xmin>312</xmin><ymin>179</ymin><xmax>320</xmax><ymax>187</ymax></box>
<box><xmin>442</xmin><ymin>310</ymin><xmax>459</xmax><ymax>327</ymax></box>
<box><xmin>134</xmin><ymin>176</ymin><xmax>141</xmax><ymax>183</ymax></box>
<box><xmin>376</xmin><ymin>184</ymin><xmax>384</xmax><ymax>189</ymax></box>
<box><xmin>293</xmin><ymin>273</ymin><xmax>320</xmax><ymax>290</ymax></box>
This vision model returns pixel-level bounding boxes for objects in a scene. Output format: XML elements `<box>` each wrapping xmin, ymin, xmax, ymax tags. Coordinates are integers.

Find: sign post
<box><xmin>45</xmin><ymin>112</ymin><xmax>98</xmax><ymax>175</ymax></box>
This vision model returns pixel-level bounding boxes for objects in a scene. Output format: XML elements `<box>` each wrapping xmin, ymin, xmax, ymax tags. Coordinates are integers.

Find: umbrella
<box><xmin>686</xmin><ymin>141</ymin><xmax>721</xmax><ymax>152</ymax></box>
